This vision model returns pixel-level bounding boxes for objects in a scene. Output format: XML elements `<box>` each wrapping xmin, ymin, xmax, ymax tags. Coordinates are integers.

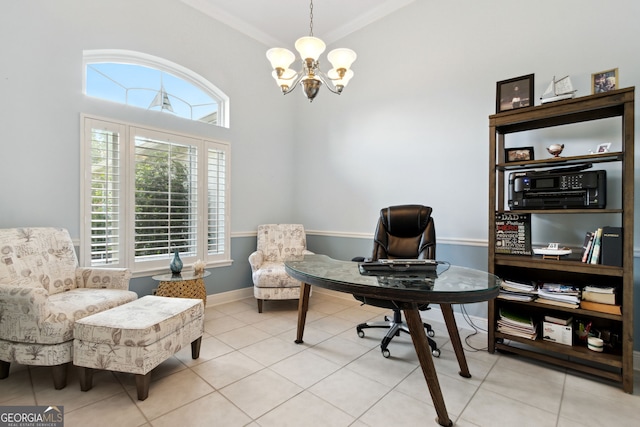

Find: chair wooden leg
<box><xmin>0</xmin><ymin>360</ymin><xmax>10</xmax><ymax>379</ymax></box>
<box><xmin>78</xmin><ymin>367</ymin><xmax>94</xmax><ymax>392</ymax></box>
<box><xmin>135</xmin><ymin>372</ymin><xmax>152</xmax><ymax>401</ymax></box>
<box><xmin>257</xmin><ymin>299</ymin><xmax>263</xmax><ymax>313</ymax></box>
<box><xmin>191</xmin><ymin>337</ymin><xmax>202</xmax><ymax>359</ymax></box>
<box><xmin>51</xmin><ymin>363</ymin><xmax>69</xmax><ymax>390</ymax></box>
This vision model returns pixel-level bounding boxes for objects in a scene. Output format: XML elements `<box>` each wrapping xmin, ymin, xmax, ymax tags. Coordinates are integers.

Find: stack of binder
<box><xmin>497</xmin><ymin>308</ymin><xmax>537</xmax><ymax>340</ymax></box>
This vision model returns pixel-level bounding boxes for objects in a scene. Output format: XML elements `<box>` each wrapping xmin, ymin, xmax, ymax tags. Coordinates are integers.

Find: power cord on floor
<box><xmin>459</xmin><ymin>303</ymin><xmax>489</xmax><ymax>352</ymax></box>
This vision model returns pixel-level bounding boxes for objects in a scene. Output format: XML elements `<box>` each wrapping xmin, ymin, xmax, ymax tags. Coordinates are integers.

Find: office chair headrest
<box><xmin>381</xmin><ymin>205</ymin><xmax>433</xmax><ymax>238</ymax></box>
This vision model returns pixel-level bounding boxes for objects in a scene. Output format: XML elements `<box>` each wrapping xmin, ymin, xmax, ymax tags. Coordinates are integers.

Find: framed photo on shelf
<box><xmin>597</xmin><ymin>142</ymin><xmax>611</xmax><ymax>153</ymax></box>
<box><xmin>591</xmin><ymin>68</ymin><xmax>618</xmax><ymax>94</ymax></box>
<box><xmin>496</xmin><ymin>74</ymin><xmax>534</xmax><ymax>113</ymax></box>
<box><xmin>505</xmin><ymin>146</ymin><xmax>534</xmax><ymax>163</ymax></box>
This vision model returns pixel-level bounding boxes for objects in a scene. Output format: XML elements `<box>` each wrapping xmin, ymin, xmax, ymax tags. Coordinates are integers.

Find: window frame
<box><xmin>83</xmin><ymin>49</ymin><xmax>230</xmax><ymax>128</ymax></box>
<box><xmin>80</xmin><ymin>114</ymin><xmax>231</xmax><ymax>276</ymax></box>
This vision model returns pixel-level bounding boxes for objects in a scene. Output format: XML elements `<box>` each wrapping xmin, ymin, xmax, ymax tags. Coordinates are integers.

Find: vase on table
<box><xmin>170</xmin><ymin>250</ymin><xmax>183</xmax><ymax>274</ymax></box>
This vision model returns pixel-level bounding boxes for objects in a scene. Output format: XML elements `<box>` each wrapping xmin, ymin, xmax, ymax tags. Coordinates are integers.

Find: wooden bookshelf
<box><xmin>488</xmin><ymin>88</ymin><xmax>635</xmax><ymax>392</ymax></box>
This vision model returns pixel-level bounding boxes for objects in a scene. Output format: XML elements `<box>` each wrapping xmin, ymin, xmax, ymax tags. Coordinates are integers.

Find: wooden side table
<box><xmin>152</xmin><ymin>271</ymin><xmax>210</xmax><ymax>306</ymax></box>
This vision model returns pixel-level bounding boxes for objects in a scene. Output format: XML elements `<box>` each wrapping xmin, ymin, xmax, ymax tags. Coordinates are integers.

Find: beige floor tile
<box><xmin>357</xmin><ymin>389</ymin><xmax>441</xmax><ymax>427</ymax></box>
<box><xmin>459</xmin><ymin>388</ymin><xmax>557</xmax><ymax>427</ymax></box>
<box><xmin>63</xmin><ymin>391</ymin><xmax>146</xmax><ymax>427</ymax></box>
<box><xmin>239</xmin><ymin>336</ymin><xmax>305</xmax><ymax>366</ymax></box>
<box><xmin>395</xmin><ymin>367</ymin><xmax>479</xmax><ymax>417</ymax></box>
<box><xmin>481</xmin><ymin>360</ymin><xmax>564</xmax><ymax>413</ymax></box>
<box><xmin>308</xmin><ymin>336</ymin><xmax>374</xmax><ymax>366</ymax></box>
<box><xmin>345</xmin><ymin>347</ymin><xmax>417</xmax><ymax>387</ymax></box>
<box><xmin>150</xmin><ymin>391</ymin><xmax>251</xmax><ymax>427</ymax></box>
<box><xmin>251</xmin><ymin>315</ymin><xmax>298</xmax><ymax>335</ymax></box>
<box><xmin>191</xmin><ymin>350</ymin><xmax>264</xmax><ymax>389</ymax></box>
<box><xmin>219</xmin><ymin>369</ymin><xmax>302</xmax><ymax>419</ymax></box>
<box><xmin>173</xmin><ymin>335</ymin><xmax>235</xmax><ymax>367</ymax></box>
<box><xmin>276</xmin><ymin>324</ymin><xmax>333</xmax><ymax>347</ymax></box>
<box><xmin>559</xmin><ymin>382</ymin><xmax>640</xmax><ymax>426</ymax></box>
<box><xmin>308</xmin><ymin>368</ymin><xmax>391</xmax><ymax>418</ymax></box>
<box><xmin>215</xmin><ymin>324</ymin><xmax>271</xmax><ymax>349</ymax></box>
<box><xmin>257</xmin><ymin>390</ymin><xmax>354</xmax><ymax>427</ymax></box>
<box><xmin>203</xmin><ymin>314</ymin><xmax>247</xmax><ymax>335</ymax></box>
<box><xmin>270</xmin><ymin>349</ymin><xmax>341</xmax><ymax>388</ymax></box>
<box><xmin>128</xmin><ymin>369</ymin><xmax>214</xmax><ymax>420</ymax></box>
<box><xmin>32</xmin><ymin>367</ymin><xmax>123</xmax><ymax>412</ymax></box>
<box><xmin>214</xmin><ymin>299</ymin><xmax>255</xmax><ymax>315</ymax></box>
<box><xmin>0</xmin><ymin>366</ymin><xmax>34</xmax><ymax>404</ymax></box>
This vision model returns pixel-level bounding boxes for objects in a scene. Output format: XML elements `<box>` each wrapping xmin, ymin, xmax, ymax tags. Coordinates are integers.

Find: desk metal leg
<box><xmin>441</xmin><ymin>303</ymin><xmax>471</xmax><ymax>378</ymax></box>
<box><xmin>404</xmin><ymin>307</ymin><xmax>452</xmax><ymax>427</ymax></box>
<box><xmin>295</xmin><ymin>282</ymin><xmax>311</xmax><ymax>344</ymax></box>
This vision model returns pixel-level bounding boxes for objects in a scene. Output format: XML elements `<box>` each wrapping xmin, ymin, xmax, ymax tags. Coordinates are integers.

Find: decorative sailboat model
<box><xmin>540</xmin><ymin>75</ymin><xmax>577</xmax><ymax>104</ymax></box>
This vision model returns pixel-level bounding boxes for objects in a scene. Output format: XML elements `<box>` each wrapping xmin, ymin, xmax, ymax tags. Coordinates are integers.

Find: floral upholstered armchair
<box><xmin>248</xmin><ymin>224</ymin><xmax>313</xmax><ymax>313</ymax></box>
<box><xmin>0</xmin><ymin>227</ymin><xmax>137</xmax><ymax>389</ymax></box>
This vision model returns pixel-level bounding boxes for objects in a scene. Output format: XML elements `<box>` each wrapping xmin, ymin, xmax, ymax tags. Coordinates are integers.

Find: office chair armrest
<box><xmin>248</xmin><ymin>250</ymin><xmax>265</xmax><ymax>272</ymax></box>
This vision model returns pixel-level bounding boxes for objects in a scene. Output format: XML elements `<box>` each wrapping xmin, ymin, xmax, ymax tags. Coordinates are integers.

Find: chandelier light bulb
<box><xmin>294</xmin><ymin>36</ymin><xmax>326</xmax><ymax>61</ymax></box>
<box><xmin>266</xmin><ymin>48</ymin><xmax>295</xmax><ymax>71</ymax></box>
<box><xmin>327</xmin><ymin>48</ymin><xmax>357</xmax><ymax>71</ymax></box>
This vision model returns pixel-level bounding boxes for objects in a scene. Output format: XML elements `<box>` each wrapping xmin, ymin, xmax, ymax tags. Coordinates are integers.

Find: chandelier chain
<box><xmin>309</xmin><ymin>0</ymin><xmax>314</xmax><ymax>36</ymax></box>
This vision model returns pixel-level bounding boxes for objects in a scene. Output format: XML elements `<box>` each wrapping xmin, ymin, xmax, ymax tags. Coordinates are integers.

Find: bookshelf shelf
<box><xmin>488</xmin><ymin>88</ymin><xmax>634</xmax><ymax>393</ymax></box>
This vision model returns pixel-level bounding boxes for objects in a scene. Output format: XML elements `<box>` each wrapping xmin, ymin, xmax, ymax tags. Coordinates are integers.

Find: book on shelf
<box><xmin>580</xmin><ymin>300</ymin><xmax>622</xmax><ymax>315</ymax></box>
<box><xmin>589</xmin><ymin>228</ymin><xmax>603</xmax><ymax>264</ymax></box>
<box><xmin>582</xmin><ymin>290</ymin><xmax>617</xmax><ymax>305</ymax></box>
<box><xmin>580</xmin><ymin>231</ymin><xmax>595</xmax><ymax>262</ymax></box>
<box><xmin>600</xmin><ymin>226</ymin><xmax>622</xmax><ymax>267</ymax></box>
<box><xmin>534</xmin><ymin>298</ymin><xmax>579</xmax><ymax>309</ymax></box>
<box><xmin>537</xmin><ymin>283</ymin><xmax>580</xmax><ymax>305</ymax></box>
<box><xmin>498</xmin><ymin>279</ymin><xmax>537</xmax><ymax>302</ymax></box>
<box><xmin>583</xmin><ymin>285</ymin><xmax>616</xmax><ymax>293</ymax></box>
<box><xmin>544</xmin><ymin>315</ymin><xmax>573</xmax><ymax>325</ymax></box>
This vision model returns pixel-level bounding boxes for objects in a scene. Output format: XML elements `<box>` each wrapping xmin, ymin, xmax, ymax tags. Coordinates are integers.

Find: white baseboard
<box><xmin>208</xmin><ymin>287</ymin><xmax>640</xmax><ymax>372</ymax></box>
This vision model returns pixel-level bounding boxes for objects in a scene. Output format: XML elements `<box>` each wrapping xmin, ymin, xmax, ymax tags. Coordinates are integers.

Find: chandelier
<box><xmin>266</xmin><ymin>0</ymin><xmax>357</xmax><ymax>102</ymax></box>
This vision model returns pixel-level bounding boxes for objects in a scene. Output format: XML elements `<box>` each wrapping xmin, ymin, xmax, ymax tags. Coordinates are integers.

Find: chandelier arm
<box><xmin>280</xmin><ymin>70</ymin><xmax>305</xmax><ymax>95</ymax></box>
<box><xmin>315</xmin><ymin>70</ymin><xmax>341</xmax><ymax>95</ymax></box>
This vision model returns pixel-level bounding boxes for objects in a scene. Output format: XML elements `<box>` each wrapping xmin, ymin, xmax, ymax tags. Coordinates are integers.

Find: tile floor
<box><xmin>1</xmin><ymin>292</ymin><xmax>639</xmax><ymax>427</ymax></box>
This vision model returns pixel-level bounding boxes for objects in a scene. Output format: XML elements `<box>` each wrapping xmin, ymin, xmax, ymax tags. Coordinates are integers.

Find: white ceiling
<box><xmin>180</xmin><ymin>0</ymin><xmax>415</xmax><ymax>47</ymax></box>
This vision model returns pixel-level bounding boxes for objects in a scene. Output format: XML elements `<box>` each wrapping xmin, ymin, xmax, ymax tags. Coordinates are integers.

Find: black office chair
<box><xmin>354</xmin><ymin>205</ymin><xmax>440</xmax><ymax>358</ymax></box>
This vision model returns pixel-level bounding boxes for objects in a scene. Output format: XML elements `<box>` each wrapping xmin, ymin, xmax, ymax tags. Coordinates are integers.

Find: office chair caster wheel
<box><xmin>382</xmin><ymin>349</ymin><xmax>391</xmax><ymax>358</ymax></box>
<box><xmin>427</xmin><ymin>329</ymin><xmax>435</xmax><ymax>338</ymax></box>
<box><xmin>357</xmin><ymin>330</ymin><xmax>365</xmax><ymax>338</ymax></box>
<box><xmin>432</xmin><ymin>348</ymin><xmax>441</xmax><ymax>358</ymax></box>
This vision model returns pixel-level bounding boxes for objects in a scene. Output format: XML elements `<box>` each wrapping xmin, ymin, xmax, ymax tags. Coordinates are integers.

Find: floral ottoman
<box><xmin>73</xmin><ymin>295</ymin><xmax>204</xmax><ymax>400</ymax></box>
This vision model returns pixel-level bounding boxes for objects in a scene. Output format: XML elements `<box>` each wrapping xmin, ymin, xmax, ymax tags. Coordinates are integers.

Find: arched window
<box><xmin>83</xmin><ymin>50</ymin><xmax>229</xmax><ymax>128</ymax></box>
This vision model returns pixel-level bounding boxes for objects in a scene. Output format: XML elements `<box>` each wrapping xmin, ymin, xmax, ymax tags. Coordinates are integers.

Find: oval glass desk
<box><xmin>285</xmin><ymin>254</ymin><xmax>500</xmax><ymax>427</ymax></box>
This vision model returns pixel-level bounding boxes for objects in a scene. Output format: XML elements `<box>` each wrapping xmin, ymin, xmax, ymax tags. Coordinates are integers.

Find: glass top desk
<box><xmin>285</xmin><ymin>254</ymin><xmax>500</xmax><ymax>427</ymax></box>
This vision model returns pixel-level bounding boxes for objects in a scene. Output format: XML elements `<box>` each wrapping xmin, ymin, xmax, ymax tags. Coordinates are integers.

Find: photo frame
<box><xmin>505</xmin><ymin>146</ymin><xmax>534</xmax><ymax>163</ymax></box>
<box><xmin>496</xmin><ymin>74</ymin><xmax>534</xmax><ymax>113</ymax></box>
<box><xmin>591</xmin><ymin>68</ymin><xmax>618</xmax><ymax>94</ymax></box>
<box><xmin>596</xmin><ymin>142</ymin><xmax>611</xmax><ymax>153</ymax></box>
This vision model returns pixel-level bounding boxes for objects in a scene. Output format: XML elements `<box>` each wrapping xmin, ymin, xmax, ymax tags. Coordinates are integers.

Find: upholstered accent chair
<box><xmin>248</xmin><ymin>224</ymin><xmax>313</xmax><ymax>313</ymax></box>
<box><xmin>0</xmin><ymin>227</ymin><xmax>137</xmax><ymax>389</ymax></box>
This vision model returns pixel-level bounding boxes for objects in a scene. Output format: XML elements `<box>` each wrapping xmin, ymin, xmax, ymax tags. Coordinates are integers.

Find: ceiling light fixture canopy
<box><xmin>266</xmin><ymin>0</ymin><xmax>356</xmax><ymax>102</ymax></box>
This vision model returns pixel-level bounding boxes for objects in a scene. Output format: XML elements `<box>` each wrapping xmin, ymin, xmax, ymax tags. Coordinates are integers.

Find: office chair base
<box><xmin>356</xmin><ymin>316</ymin><xmax>440</xmax><ymax>358</ymax></box>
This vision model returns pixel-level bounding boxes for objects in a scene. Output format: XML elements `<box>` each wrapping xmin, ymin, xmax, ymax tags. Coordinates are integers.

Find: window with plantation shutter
<box><xmin>81</xmin><ymin>116</ymin><xmax>231</xmax><ymax>274</ymax></box>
